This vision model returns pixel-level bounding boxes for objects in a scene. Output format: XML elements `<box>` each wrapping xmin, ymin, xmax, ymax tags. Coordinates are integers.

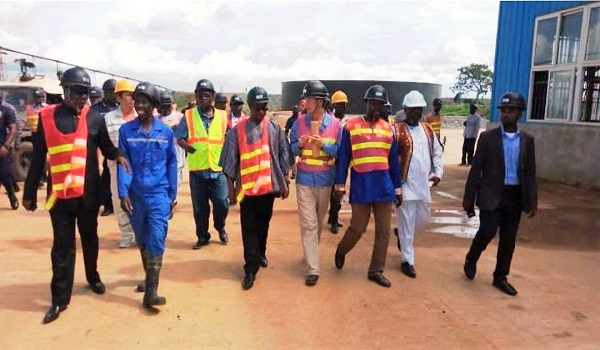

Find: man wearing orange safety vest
<box><xmin>333</xmin><ymin>85</ymin><xmax>403</xmax><ymax>288</ymax></box>
<box><xmin>290</xmin><ymin>81</ymin><xmax>341</xmax><ymax>286</ymax></box>
<box><xmin>424</xmin><ymin>98</ymin><xmax>444</xmax><ymax>144</ymax></box>
<box><xmin>220</xmin><ymin>86</ymin><xmax>293</xmax><ymax>290</ymax></box>
<box><xmin>176</xmin><ymin>79</ymin><xmax>230</xmax><ymax>249</ymax></box>
<box><xmin>22</xmin><ymin>67</ymin><xmax>129</xmax><ymax>324</ymax></box>
<box><xmin>26</xmin><ymin>88</ymin><xmax>47</xmax><ymax>135</ymax></box>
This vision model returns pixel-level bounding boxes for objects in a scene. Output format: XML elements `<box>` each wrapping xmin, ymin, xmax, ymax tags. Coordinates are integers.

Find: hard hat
<box><xmin>60</xmin><ymin>67</ymin><xmax>91</xmax><ymax>87</ymax></box>
<box><xmin>102</xmin><ymin>79</ymin><xmax>117</xmax><ymax>91</ymax></box>
<box><xmin>195</xmin><ymin>79</ymin><xmax>215</xmax><ymax>93</ymax></box>
<box><xmin>247</xmin><ymin>86</ymin><xmax>269</xmax><ymax>105</ymax></box>
<box><xmin>215</xmin><ymin>92</ymin><xmax>227</xmax><ymax>103</ymax></box>
<box><xmin>331</xmin><ymin>90</ymin><xmax>348</xmax><ymax>104</ymax></box>
<box><xmin>230</xmin><ymin>94</ymin><xmax>244</xmax><ymax>105</ymax></box>
<box><xmin>133</xmin><ymin>82</ymin><xmax>161</xmax><ymax>107</ymax></box>
<box><xmin>498</xmin><ymin>91</ymin><xmax>526</xmax><ymax>110</ymax></box>
<box><xmin>363</xmin><ymin>85</ymin><xmax>388</xmax><ymax>102</ymax></box>
<box><xmin>89</xmin><ymin>86</ymin><xmax>102</xmax><ymax>98</ymax></box>
<box><xmin>433</xmin><ymin>97</ymin><xmax>442</xmax><ymax>106</ymax></box>
<box><xmin>115</xmin><ymin>79</ymin><xmax>136</xmax><ymax>94</ymax></box>
<box><xmin>159</xmin><ymin>89</ymin><xmax>173</xmax><ymax>106</ymax></box>
<box><xmin>402</xmin><ymin>90</ymin><xmax>427</xmax><ymax>108</ymax></box>
<box><xmin>300</xmin><ymin>80</ymin><xmax>328</xmax><ymax>98</ymax></box>
<box><xmin>33</xmin><ymin>89</ymin><xmax>46</xmax><ymax>97</ymax></box>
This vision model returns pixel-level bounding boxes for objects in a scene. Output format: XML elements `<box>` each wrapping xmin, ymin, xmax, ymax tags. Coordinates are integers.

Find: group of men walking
<box><xmin>16</xmin><ymin>67</ymin><xmax>537</xmax><ymax>324</ymax></box>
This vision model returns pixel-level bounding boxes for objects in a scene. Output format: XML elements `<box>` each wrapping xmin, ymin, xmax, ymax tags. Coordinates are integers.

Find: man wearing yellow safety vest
<box><xmin>176</xmin><ymin>79</ymin><xmax>230</xmax><ymax>249</ymax></box>
<box><xmin>327</xmin><ymin>90</ymin><xmax>349</xmax><ymax>233</ymax></box>
<box><xmin>424</xmin><ymin>97</ymin><xmax>444</xmax><ymax>146</ymax></box>
<box><xmin>333</xmin><ymin>85</ymin><xmax>403</xmax><ymax>288</ymax></box>
<box><xmin>290</xmin><ymin>81</ymin><xmax>341</xmax><ymax>286</ymax></box>
<box><xmin>220</xmin><ymin>86</ymin><xmax>293</xmax><ymax>290</ymax></box>
<box><xmin>22</xmin><ymin>67</ymin><xmax>129</xmax><ymax>324</ymax></box>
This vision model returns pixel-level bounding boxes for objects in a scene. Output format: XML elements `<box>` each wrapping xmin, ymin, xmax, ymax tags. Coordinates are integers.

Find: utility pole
<box><xmin>0</xmin><ymin>48</ymin><xmax>7</xmax><ymax>81</ymax></box>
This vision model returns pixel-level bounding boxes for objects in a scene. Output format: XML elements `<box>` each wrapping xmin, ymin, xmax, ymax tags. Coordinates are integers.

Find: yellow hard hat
<box><xmin>331</xmin><ymin>90</ymin><xmax>348</xmax><ymax>104</ymax></box>
<box><xmin>115</xmin><ymin>79</ymin><xmax>136</xmax><ymax>93</ymax></box>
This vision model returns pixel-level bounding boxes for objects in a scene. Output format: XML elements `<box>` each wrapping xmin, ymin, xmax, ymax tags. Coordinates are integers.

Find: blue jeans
<box><xmin>189</xmin><ymin>171</ymin><xmax>229</xmax><ymax>240</ymax></box>
<box><xmin>129</xmin><ymin>194</ymin><xmax>171</xmax><ymax>256</ymax></box>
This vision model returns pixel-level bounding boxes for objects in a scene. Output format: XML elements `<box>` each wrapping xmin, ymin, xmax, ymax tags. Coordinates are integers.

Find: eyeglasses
<box><xmin>68</xmin><ymin>85</ymin><xmax>90</xmax><ymax>96</ymax></box>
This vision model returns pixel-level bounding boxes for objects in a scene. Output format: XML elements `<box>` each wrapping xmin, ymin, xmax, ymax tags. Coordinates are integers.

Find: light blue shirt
<box><xmin>501</xmin><ymin>125</ymin><xmax>521</xmax><ymax>185</ymax></box>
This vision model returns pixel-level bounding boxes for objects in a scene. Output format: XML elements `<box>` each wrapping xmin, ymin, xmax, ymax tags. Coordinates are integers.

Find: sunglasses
<box><xmin>69</xmin><ymin>85</ymin><xmax>90</xmax><ymax>96</ymax></box>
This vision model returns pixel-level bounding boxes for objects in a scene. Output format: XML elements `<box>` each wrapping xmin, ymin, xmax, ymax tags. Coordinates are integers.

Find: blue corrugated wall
<box><xmin>490</xmin><ymin>1</ymin><xmax>590</xmax><ymax>121</ymax></box>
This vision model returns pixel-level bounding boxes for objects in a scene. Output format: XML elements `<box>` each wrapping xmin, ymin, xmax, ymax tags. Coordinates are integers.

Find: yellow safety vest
<box><xmin>185</xmin><ymin>108</ymin><xmax>227</xmax><ymax>172</ymax></box>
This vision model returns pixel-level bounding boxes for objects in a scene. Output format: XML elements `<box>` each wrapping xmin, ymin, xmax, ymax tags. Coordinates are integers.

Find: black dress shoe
<box><xmin>9</xmin><ymin>196</ymin><xmax>19</xmax><ymax>210</ymax></box>
<box><xmin>305</xmin><ymin>274</ymin><xmax>319</xmax><ymax>286</ymax></box>
<box><xmin>90</xmin><ymin>280</ymin><xmax>106</xmax><ymax>294</ymax></box>
<box><xmin>260</xmin><ymin>256</ymin><xmax>268</xmax><ymax>268</ymax></box>
<box><xmin>493</xmin><ymin>279</ymin><xmax>518</xmax><ymax>296</ymax></box>
<box><xmin>100</xmin><ymin>208</ymin><xmax>114</xmax><ymax>217</ymax></box>
<box><xmin>328</xmin><ymin>223</ymin><xmax>338</xmax><ymax>234</ymax></box>
<box><xmin>463</xmin><ymin>257</ymin><xmax>476</xmax><ymax>280</ymax></box>
<box><xmin>218</xmin><ymin>230</ymin><xmax>229</xmax><ymax>244</ymax></box>
<box><xmin>336</xmin><ymin>221</ymin><xmax>343</xmax><ymax>228</ymax></box>
<box><xmin>242</xmin><ymin>273</ymin><xmax>255</xmax><ymax>290</ymax></box>
<box><xmin>401</xmin><ymin>262</ymin><xmax>417</xmax><ymax>278</ymax></box>
<box><xmin>334</xmin><ymin>249</ymin><xmax>345</xmax><ymax>269</ymax></box>
<box><xmin>193</xmin><ymin>238</ymin><xmax>210</xmax><ymax>250</ymax></box>
<box><xmin>43</xmin><ymin>305</ymin><xmax>67</xmax><ymax>324</ymax></box>
<box><xmin>368</xmin><ymin>273</ymin><xmax>392</xmax><ymax>287</ymax></box>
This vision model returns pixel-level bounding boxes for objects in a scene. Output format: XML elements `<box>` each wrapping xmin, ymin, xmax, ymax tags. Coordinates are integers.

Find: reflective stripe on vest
<box><xmin>296</xmin><ymin>114</ymin><xmax>340</xmax><ymax>172</ymax></box>
<box><xmin>425</xmin><ymin>113</ymin><xmax>442</xmax><ymax>136</ymax></box>
<box><xmin>185</xmin><ymin>108</ymin><xmax>227</xmax><ymax>171</ymax></box>
<box><xmin>236</xmin><ymin>117</ymin><xmax>273</xmax><ymax>202</ymax></box>
<box><xmin>40</xmin><ymin>105</ymin><xmax>89</xmax><ymax>210</ymax></box>
<box><xmin>26</xmin><ymin>104</ymin><xmax>44</xmax><ymax>133</ymax></box>
<box><xmin>346</xmin><ymin>118</ymin><xmax>393</xmax><ymax>173</ymax></box>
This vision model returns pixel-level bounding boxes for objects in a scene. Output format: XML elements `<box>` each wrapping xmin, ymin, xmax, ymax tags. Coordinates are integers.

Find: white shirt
<box><xmin>104</xmin><ymin>106</ymin><xmax>137</xmax><ymax>147</ymax></box>
<box><xmin>402</xmin><ymin>123</ymin><xmax>444</xmax><ymax>202</ymax></box>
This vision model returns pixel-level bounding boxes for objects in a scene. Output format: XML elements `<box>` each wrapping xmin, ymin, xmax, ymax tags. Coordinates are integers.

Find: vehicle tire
<box><xmin>12</xmin><ymin>141</ymin><xmax>33</xmax><ymax>181</ymax></box>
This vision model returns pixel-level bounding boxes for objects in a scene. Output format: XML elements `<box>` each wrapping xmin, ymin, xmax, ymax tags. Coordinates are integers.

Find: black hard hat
<box><xmin>159</xmin><ymin>89</ymin><xmax>173</xmax><ymax>106</ymax></box>
<box><xmin>133</xmin><ymin>82</ymin><xmax>161</xmax><ymax>107</ymax></box>
<box><xmin>230</xmin><ymin>94</ymin><xmax>244</xmax><ymax>105</ymax></box>
<box><xmin>195</xmin><ymin>79</ymin><xmax>215</xmax><ymax>93</ymax></box>
<box><xmin>89</xmin><ymin>86</ymin><xmax>102</xmax><ymax>98</ymax></box>
<box><xmin>102</xmin><ymin>79</ymin><xmax>117</xmax><ymax>91</ymax></box>
<box><xmin>498</xmin><ymin>91</ymin><xmax>526</xmax><ymax>110</ymax></box>
<box><xmin>363</xmin><ymin>85</ymin><xmax>388</xmax><ymax>102</ymax></box>
<box><xmin>60</xmin><ymin>67</ymin><xmax>91</xmax><ymax>87</ymax></box>
<box><xmin>215</xmin><ymin>92</ymin><xmax>227</xmax><ymax>103</ymax></box>
<box><xmin>300</xmin><ymin>80</ymin><xmax>328</xmax><ymax>98</ymax></box>
<box><xmin>33</xmin><ymin>89</ymin><xmax>46</xmax><ymax>97</ymax></box>
<box><xmin>433</xmin><ymin>97</ymin><xmax>442</xmax><ymax>105</ymax></box>
<box><xmin>247</xmin><ymin>86</ymin><xmax>269</xmax><ymax>105</ymax></box>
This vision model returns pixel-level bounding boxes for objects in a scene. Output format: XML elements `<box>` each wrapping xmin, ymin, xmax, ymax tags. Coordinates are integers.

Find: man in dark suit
<box><xmin>462</xmin><ymin>91</ymin><xmax>538</xmax><ymax>296</ymax></box>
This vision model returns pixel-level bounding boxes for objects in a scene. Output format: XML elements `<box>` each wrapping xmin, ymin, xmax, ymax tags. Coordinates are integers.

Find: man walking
<box><xmin>220</xmin><ymin>86</ymin><xmax>293</xmax><ymax>290</ymax></box>
<box><xmin>228</xmin><ymin>95</ymin><xmax>246</xmax><ymax>130</ymax></box>
<box><xmin>327</xmin><ymin>90</ymin><xmax>349</xmax><ymax>234</ymax></box>
<box><xmin>393</xmin><ymin>91</ymin><xmax>443</xmax><ymax>279</ymax></box>
<box><xmin>22</xmin><ymin>67</ymin><xmax>129</xmax><ymax>324</ymax></box>
<box><xmin>424</xmin><ymin>97</ymin><xmax>444</xmax><ymax>142</ymax></box>
<box><xmin>159</xmin><ymin>90</ymin><xmax>185</xmax><ymax>196</ymax></box>
<box><xmin>463</xmin><ymin>92</ymin><xmax>538</xmax><ymax>296</ymax></box>
<box><xmin>290</xmin><ymin>81</ymin><xmax>341</xmax><ymax>286</ymax></box>
<box><xmin>333</xmin><ymin>85</ymin><xmax>402</xmax><ymax>288</ymax></box>
<box><xmin>461</xmin><ymin>104</ymin><xmax>480</xmax><ymax>166</ymax></box>
<box><xmin>0</xmin><ymin>91</ymin><xmax>19</xmax><ymax>209</ymax></box>
<box><xmin>118</xmin><ymin>82</ymin><xmax>177</xmax><ymax>308</ymax></box>
<box><xmin>176</xmin><ymin>79</ymin><xmax>229</xmax><ymax>248</ymax></box>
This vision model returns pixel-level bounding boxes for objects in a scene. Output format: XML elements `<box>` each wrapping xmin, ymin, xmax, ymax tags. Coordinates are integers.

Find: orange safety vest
<box><xmin>394</xmin><ymin>121</ymin><xmax>435</xmax><ymax>182</ymax></box>
<box><xmin>424</xmin><ymin>113</ymin><xmax>443</xmax><ymax>138</ymax></box>
<box><xmin>26</xmin><ymin>104</ymin><xmax>46</xmax><ymax>133</ymax></box>
<box><xmin>346</xmin><ymin>117</ymin><xmax>393</xmax><ymax>173</ymax></box>
<box><xmin>296</xmin><ymin>114</ymin><xmax>340</xmax><ymax>172</ymax></box>
<box><xmin>41</xmin><ymin>105</ymin><xmax>89</xmax><ymax>210</ymax></box>
<box><xmin>236</xmin><ymin>117</ymin><xmax>273</xmax><ymax>202</ymax></box>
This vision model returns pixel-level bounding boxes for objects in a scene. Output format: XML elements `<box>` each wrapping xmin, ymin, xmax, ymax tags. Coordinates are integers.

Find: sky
<box><xmin>0</xmin><ymin>1</ymin><xmax>500</xmax><ymax>97</ymax></box>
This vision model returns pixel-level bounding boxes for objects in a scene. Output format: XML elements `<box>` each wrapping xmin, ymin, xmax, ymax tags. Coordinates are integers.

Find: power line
<box><xmin>0</xmin><ymin>45</ymin><xmax>175</xmax><ymax>92</ymax></box>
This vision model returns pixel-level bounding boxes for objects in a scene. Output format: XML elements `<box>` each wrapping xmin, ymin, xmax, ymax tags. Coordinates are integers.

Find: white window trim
<box><xmin>528</xmin><ymin>3</ymin><xmax>600</xmax><ymax>124</ymax></box>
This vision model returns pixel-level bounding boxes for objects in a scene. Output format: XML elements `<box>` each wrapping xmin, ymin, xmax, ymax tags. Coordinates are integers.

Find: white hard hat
<box><xmin>402</xmin><ymin>90</ymin><xmax>427</xmax><ymax>108</ymax></box>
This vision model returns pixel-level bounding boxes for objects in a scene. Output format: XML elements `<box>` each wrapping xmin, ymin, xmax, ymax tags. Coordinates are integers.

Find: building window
<box><xmin>530</xmin><ymin>4</ymin><xmax>600</xmax><ymax>123</ymax></box>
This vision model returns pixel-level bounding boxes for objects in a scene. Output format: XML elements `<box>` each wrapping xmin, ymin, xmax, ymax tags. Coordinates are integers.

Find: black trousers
<box><xmin>49</xmin><ymin>198</ymin><xmax>101</xmax><ymax>306</ymax></box>
<box><xmin>100</xmin><ymin>158</ymin><xmax>113</xmax><ymax>211</ymax></box>
<box><xmin>327</xmin><ymin>184</ymin><xmax>342</xmax><ymax>225</ymax></box>
<box><xmin>0</xmin><ymin>155</ymin><xmax>16</xmax><ymax>201</ymax></box>
<box><xmin>462</xmin><ymin>138</ymin><xmax>476</xmax><ymax>165</ymax></box>
<box><xmin>240</xmin><ymin>194</ymin><xmax>275</xmax><ymax>275</ymax></box>
<box><xmin>466</xmin><ymin>186</ymin><xmax>522</xmax><ymax>282</ymax></box>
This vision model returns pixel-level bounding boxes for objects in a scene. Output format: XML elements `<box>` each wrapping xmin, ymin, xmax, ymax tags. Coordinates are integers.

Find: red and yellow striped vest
<box><xmin>296</xmin><ymin>114</ymin><xmax>340</xmax><ymax>172</ymax></box>
<box><xmin>26</xmin><ymin>104</ymin><xmax>46</xmax><ymax>133</ymax></box>
<box><xmin>346</xmin><ymin>117</ymin><xmax>393</xmax><ymax>173</ymax></box>
<box><xmin>424</xmin><ymin>113</ymin><xmax>443</xmax><ymax>138</ymax></box>
<box><xmin>236</xmin><ymin>117</ymin><xmax>273</xmax><ymax>202</ymax></box>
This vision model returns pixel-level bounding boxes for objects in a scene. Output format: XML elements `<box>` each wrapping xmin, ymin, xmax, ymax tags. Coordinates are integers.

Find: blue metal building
<box><xmin>491</xmin><ymin>1</ymin><xmax>600</xmax><ymax>188</ymax></box>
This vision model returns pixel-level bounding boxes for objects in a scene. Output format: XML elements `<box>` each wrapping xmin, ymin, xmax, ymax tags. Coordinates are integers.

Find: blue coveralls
<box><xmin>117</xmin><ymin>118</ymin><xmax>178</xmax><ymax>255</ymax></box>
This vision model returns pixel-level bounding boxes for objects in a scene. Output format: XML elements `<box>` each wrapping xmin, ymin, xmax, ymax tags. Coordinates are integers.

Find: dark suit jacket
<box><xmin>23</xmin><ymin>103</ymin><xmax>122</xmax><ymax>211</ymax></box>
<box><xmin>463</xmin><ymin>126</ymin><xmax>537</xmax><ymax>213</ymax></box>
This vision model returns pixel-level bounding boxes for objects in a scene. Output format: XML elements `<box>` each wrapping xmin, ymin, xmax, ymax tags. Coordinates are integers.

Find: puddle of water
<box><xmin>429</xmin><ymin>225</ymin><xmax>478</xmax><ymax>239</ymax></box>
<box><xmin>434</xmin><ymin>191</ymin><xmax>460</xmax><ymax>200</ymax></box>
<box><xmin>429</xmin><ymin>216</ymin><xmax>480</xmax><ymax>225</ymax></box>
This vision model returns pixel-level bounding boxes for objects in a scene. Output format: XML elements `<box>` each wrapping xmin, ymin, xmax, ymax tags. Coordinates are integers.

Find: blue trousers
<box><xmin>189</xmin><ymin>171</ymin><xmax>229</xmax><ymax>240</ymax></box>
<box><xmin>129</xmin><ymin>194</ymin><xmax>171</xmax><ymax>256</ymax></box>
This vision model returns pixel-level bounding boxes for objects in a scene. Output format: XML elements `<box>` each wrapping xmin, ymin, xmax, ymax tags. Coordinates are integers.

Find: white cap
<box><xmin>402</xmin><ymin>90</ymin><xmax>427</xmax><ymax>108</ymax></box>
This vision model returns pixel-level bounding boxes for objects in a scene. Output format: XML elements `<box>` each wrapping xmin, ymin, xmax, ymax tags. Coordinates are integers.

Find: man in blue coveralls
<box><xmin>118</xmin><ymin>82</ymin><xmax>177</xmax><ymax>309</ymax></box>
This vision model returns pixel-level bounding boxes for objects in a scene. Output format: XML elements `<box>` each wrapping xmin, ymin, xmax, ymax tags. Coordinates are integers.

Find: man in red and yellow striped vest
<box><xmin>22</xmin><ymin>67</ymin><xmax>129</xmax><ymax>324</ymax></box>
<box><xmin>424</xmin><ymin>97</ymin><xmax>444</xmax><ymax>142</ymax></box>
<box><xmin>25</xmin><ymin>88</ymin><xmax>47</xmax><ymax>134</ymax></box>
<box><xmin>290</xmin><ymin>81</ymin><xmax>341</xmax><ymax>286</ymax></box>
<box><xmin>176</xmin><ymin>79</ymin><xmax>230</xmax><ymax>249</ymax></box>
<box><xmin>220</xmin><ymin>86</ymin><xmax>293</xmax><ymax>290</ymax></box>
<box><xmin>333</xmin><ymin>85</ymin><xmax>403</xmax><ymax>288</ymax></box>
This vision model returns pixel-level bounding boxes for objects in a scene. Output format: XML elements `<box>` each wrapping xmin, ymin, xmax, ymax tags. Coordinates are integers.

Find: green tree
<box><xmin>451</xmin><ymin>63</ymin><xmax>493</xmax><ymax>101</ymax></box>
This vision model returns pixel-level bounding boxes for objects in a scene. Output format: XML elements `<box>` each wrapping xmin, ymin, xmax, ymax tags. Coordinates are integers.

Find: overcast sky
<box><xmin>0</xmin><ymin>1</ymin><xmax>500</xmax><ymax>97</ymax></box>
